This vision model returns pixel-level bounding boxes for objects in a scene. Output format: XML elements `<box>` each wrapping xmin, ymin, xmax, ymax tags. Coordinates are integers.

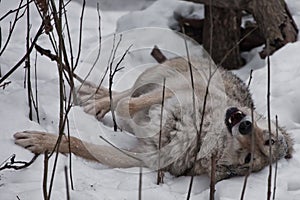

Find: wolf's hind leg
<box><xmin>14</xmin><ymin>131</ymin><xmax>143</xmax><ymax>168</ymax></box>
<box><xmin>116</xmin><ymin>89</ymin><xmax>173</xmax><ymax>118</ymax></box>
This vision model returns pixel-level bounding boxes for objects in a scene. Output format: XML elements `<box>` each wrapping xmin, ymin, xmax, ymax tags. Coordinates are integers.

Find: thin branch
<box><xmin>0</xmin><ymin>154</ymin><xmax>39</xmax><ymax>171</ymax></box>
<box><xmin>47</xmin><ymin>1</ymin><xmax>66</xmax><ymax>199</ymax></box>
<box><xmin>99</xmin><ymin>135</ymin><xmax>143</xmax><ymax>162</ymax></box>
<box><xmin>33</xmin><ymin>50</ymin><xmax>40</xmax><ymax>123</ymax></box>
<box><xmin>43</xmin><ymin>151</ymin><xmax>48</xmax><ymax>200</ymax></box>
<box><xmin>210</xmin><ymin>154</ymin><xmax>216</xmax><ymax>200</ymax></box>
<box><xmin>138</xmin><ymin>167</ymin><xmax>143</xmax><ymax>200</ymax></box>
<box><xmin>107</xmin><ymin>34</ymin><xmax>131</xmax><ymax>131</ymax></box>
<box><xmin>0</xmin><ymin>81</ymin><xmax>11</xmax><ymax>89</ymax></box>
<box><xmin>0</xmin><ymin>22</ymin><xmax>44</xmax><ymax>85</ymax></box>
<box><xmin>247</xmin><ymin>69</ymin><xmax>253</xmax><ymax>88</ymax></box>
<box><xmin>266</xmin><ymin>39</ymin><xmax>273</xmax><ymax>200</ymax></box>
<box><xmin>240</xmin><ymin>103</ymin><xmax>255</xmax><ymax>200</ymax></box>
<box><xmin>0</xmin><ymin>27</ymin><xmax>2</xmax><ymax>50</ymax></box>
<box><xmin>0</xmin><ymin>0</ymin><xmax>26</xmax><ymax>56</ymax></box>
<box><xmin>66</xmin><ymin>119</ymin><xmax>74</xmax><ymax>190</ymax></box>
<box><xmin>49</xmin><ymin>0</ymin><xmax>76</xmax><ymax>103</ymax></box>
<box><xmin>185</xmin><ymin>33</ymin><xmax>215</xmax><ymax>200</ymax></box>
<box><xmin>272</xmin><ymin>115</ymin><xmax>279</xmax><ymax>200</ymax></box>
<box><xmin>64</xmin><ymin>84</ymin><xmax>74</xmax><ymax>190</ymax></box>
<box><xmin>64</xmin><ymin>166</ymin><xmax>70</xmax><ymax>200</ymax></box>
<box><xmin>34</xmin><ymin>44</ymin><xmax>84</xmax><ymax>83</ymax></box>
<box><xmin>63</xmin><ymin>1</ymin><xmax>74</xmax><ymax>70</ymax></box>
<box><xmin>157</xmin><ymin>78</ymin><xmax>166</xmax><ymax>185</ymax></box>
<box><xmin>77</xmin><ymin>1</ymin><xmax>102</xmax><ymax>90</ymax></box>
<box><xmin>74</xmin><ymin>0</ymin><xmax>85</xmax><ymax>69</ymax></box>
<box><xmin>26</xmin><ymin>0</ymin><xmax>33</xmax><ymax>121</ymax></box>
<box><xmin>217</xmin><ymin>27</ymin><xmax>257</xmax><ymax>67</ymax></box>
<box><xmin>182</xmin><ymin>23</ymin><xmax>199</xmax><ymax>200</ymax></box>
<box><xmin>0</xmin><ymin>0</ymin><xmax>33</xmax><ymax>21</ymax></box>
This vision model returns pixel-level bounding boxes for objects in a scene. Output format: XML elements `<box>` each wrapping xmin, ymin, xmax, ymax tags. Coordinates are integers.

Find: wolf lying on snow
<box><xmin>14</xmin><ymin>57</ymin><xmax>293</xmax><ymax>181</ymax></box>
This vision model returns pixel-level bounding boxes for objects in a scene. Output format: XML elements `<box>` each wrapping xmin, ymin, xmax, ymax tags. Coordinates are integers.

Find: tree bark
<box><xmin>203</xmin><ymin>6</ymin><xmax>243</xmax><ymax>69</ymax></box>
<box><xmin>186</xmin><ymin>0</ymin><xmax>298</xmax><ymax>59</ymax></box>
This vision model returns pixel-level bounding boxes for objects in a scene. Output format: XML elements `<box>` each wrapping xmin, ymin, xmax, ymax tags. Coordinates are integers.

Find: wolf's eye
<box><xmin>244</xmin><ymin>153</ymin><xmax>252</xmax><ymax>164</ymax></box>
<box><xmin>264</xmin><ymin>139</ymin><xmax>275</xmax><ymax>146</ymax></box>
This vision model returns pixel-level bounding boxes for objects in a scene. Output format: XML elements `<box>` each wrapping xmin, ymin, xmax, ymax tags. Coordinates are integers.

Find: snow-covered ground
<box><xmin>1</xmin><ymin>0</ymin><xmax>300</xmax><ymax>199</ymax></box>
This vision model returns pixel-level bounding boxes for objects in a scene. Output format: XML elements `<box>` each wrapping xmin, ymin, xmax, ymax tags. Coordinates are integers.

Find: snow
<box><xmin>1</xmin><ymin>0</ymin><xmax>300</xmax><ymax>199</ymax></box>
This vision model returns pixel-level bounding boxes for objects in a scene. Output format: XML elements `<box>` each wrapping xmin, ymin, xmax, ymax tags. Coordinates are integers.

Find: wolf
<box><xmin>14</xmin><ymin>57</ymin><xmax>293</xmax><ymax>181</ymax></box>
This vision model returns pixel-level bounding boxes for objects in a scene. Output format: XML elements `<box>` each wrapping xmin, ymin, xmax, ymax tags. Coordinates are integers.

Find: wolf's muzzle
<box><xmin>239</xmin><ymin>120</ymin><xmax>252</xmax><ymax>135</ymax></box>
<box><xmin>225</xmin><ymin>107</ymin><xmax>252</xmax><ymax>135</ymax></box>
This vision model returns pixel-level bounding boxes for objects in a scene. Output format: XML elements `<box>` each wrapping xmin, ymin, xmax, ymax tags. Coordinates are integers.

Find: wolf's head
<box><xmin>221</xmin><ymin>106</ymin><xmax>293</xmax><ymax>176</ymax></box>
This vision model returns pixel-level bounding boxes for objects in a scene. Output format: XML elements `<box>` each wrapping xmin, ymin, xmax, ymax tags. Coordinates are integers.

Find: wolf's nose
<box><xmin>239</xmin><ymin>120</ymin><xmax>252</xmax><ymax>135</ymax></box>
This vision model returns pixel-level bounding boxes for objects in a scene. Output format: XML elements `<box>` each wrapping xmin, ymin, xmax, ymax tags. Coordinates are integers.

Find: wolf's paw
<box><xmin>76</xmin><ymin>82</ymin><xmax>110</xmax><ymax>105</ymax></box>
<box><xmin>82</xmin><ymin>97</ymin><xmax>111</xmax><ymax>120</ymax></box>
<box><xmin>14</xmin><ymin>131</ymin><xmax>58</xmax><ymax>154</ymax></box>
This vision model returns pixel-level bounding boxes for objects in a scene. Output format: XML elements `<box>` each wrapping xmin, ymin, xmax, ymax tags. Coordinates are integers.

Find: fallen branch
<box><xmin>0</xmin><ymin>81</ymin><xmax>11</xmax><ymax>89</ymax></box>
<box><xmin>151</xmin><ymin>45</ymin><xmax>167</xmax><ymax>64</ymax></box>
<box><xmin>0</xmin><ymin>154</ymin><xmax>39</xmax><ymax>171</ymax></box>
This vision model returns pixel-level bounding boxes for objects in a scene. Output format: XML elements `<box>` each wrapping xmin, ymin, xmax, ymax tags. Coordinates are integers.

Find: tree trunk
<box><xmin>202</xmin><ymin>6</ymin><xmax>243</xmax><ymax>69</ymax></box>
<box><xmin>186</xmin><ymin>0</ymin><xmax>298</xmax><ymax>59</ymax></box>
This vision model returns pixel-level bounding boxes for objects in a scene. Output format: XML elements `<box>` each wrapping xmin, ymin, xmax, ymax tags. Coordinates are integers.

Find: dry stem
<box><xmin>157</xmin><ymin>78</ymin><xmax>166</xmax><ymax>185</ymax></box>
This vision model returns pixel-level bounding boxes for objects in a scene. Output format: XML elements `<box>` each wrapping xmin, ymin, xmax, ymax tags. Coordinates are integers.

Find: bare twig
<box><xmin>0</xmin><ymin>0</ymin><xmax>26</xmax><ymax>56</ymax></box>
<box><xmin>247</xmin><ymin>69</ymin><xmax>253</xmax><ymax>88</ymax></box>
<box><xmin>34</xmin><ymin>44</ymin><xmax>84</xmax><ymax>83</ymax></box>
<box><xmin>33</xmin><ymin>50</ymin><xmax>40</xmax><ymax>123</ymax></box>
<box><xmin>77</xmin><ymin>2</ymin><xmax>102</xmax><ymax>90</ymax></box>
<box><xmin>272</xmin><ymin>115</ymin><xmax>279</xmax><ymax>200</ymax></box>
<box><xmin>138</xmin><ymin>167</ymin><xmax>143</xmax><ymax>200</ymax></box>
<box><xmin>99</xmin><ymin>135</ymin><xmax>142</xmax><ymax>162</ymax></box>
<box><xmin>240</xmin><ymin>103</ymin><xmax>255</xmax><ymax>200</ymax></box>
<box><xmin>182</xmin><ymin>23</ymin><xmax>199</xmax><ymax>200</ymax></box>
<box><xmin>185</xmin><ymin>35</ymin><xmax>214</xmax><ymax>200</ymax></box>
<box><xmin>43</xmin><ymin>151</ymin><xmax>48</xmax><ymax>200</ymax></box>
<box><xmin>0</xmin><ymin>0</ymin><xmax>33</xmax><ymax>21</ymax></box>
<box><xmin>74</xmin><ymin>0</ymin><xmax>85</xmax><ymax>69</ymax></box>
<box><xmin>266</xmin><ymin>39</ymin><xmax>273</xmax><ymax>200</ymax></box>
<box><xmin>218</xmin><ymin>27</ymin><xmax>257</xmax><ymax>67</ymax></box>
<box><xmin>47</xmin><ymin>1</ymin><xmax>66</xmax><ymax>199</ymax></box>
<box><xmin>0</xmin><ymin>22</ymin><xmax>44</xmax><ymax>85</ymax></box>
<box><xmin>63</xmin><ymin>2</ymin><xmax>74</xmax><ymax>69</ymax></box>
<box><xmin>157</xmin><ymin>78</ymin><xmax>166</xmax><ymax>185</ymax></box>
<box><xmin>64</xmin><ymin>166</ymin><xmax>70</xmax><ymax>200</ymax></box>
<box><xmin>210</xmin><ymin>154</ymin><xmax>216</xmax><ymax>200</ymax></box>
<box><xmin>0</xmin><ymin>81</ymin><xmax>11</xmax><ymax>89</ymax></box>
<box><xmin>0</xmin><ymin>27</ymin><xmax>2</xmax><ymax>50</ymax></box>
<box><xmin>26</xmin><ymin>0</ymin><xmax>33</xmax><ymax>121</ymax></box>
<box><xmin>0</xmin><ymin>154</ymin><xmax>39</xmax><ymax>171</ymax></box>
<box><xmin>65</xmin><ymin>113</ymin><xmax>74</xmax><ymax>190</ymax></box>
<box><xmin>49</xmin><ymin>0</ymin><xmax>76</xmax><ymax>102</ymax></box>
<box><xmin>107</xmin><ymin>34</ymin><xmax>132</xmax><ymax>131</ymax></box>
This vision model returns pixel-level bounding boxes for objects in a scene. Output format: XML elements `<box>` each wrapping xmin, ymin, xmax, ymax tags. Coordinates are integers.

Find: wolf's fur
<box><xmin>14</xmin><ymin>57</ymin><xmax>293</xmax><ymax>181</ymax></box>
